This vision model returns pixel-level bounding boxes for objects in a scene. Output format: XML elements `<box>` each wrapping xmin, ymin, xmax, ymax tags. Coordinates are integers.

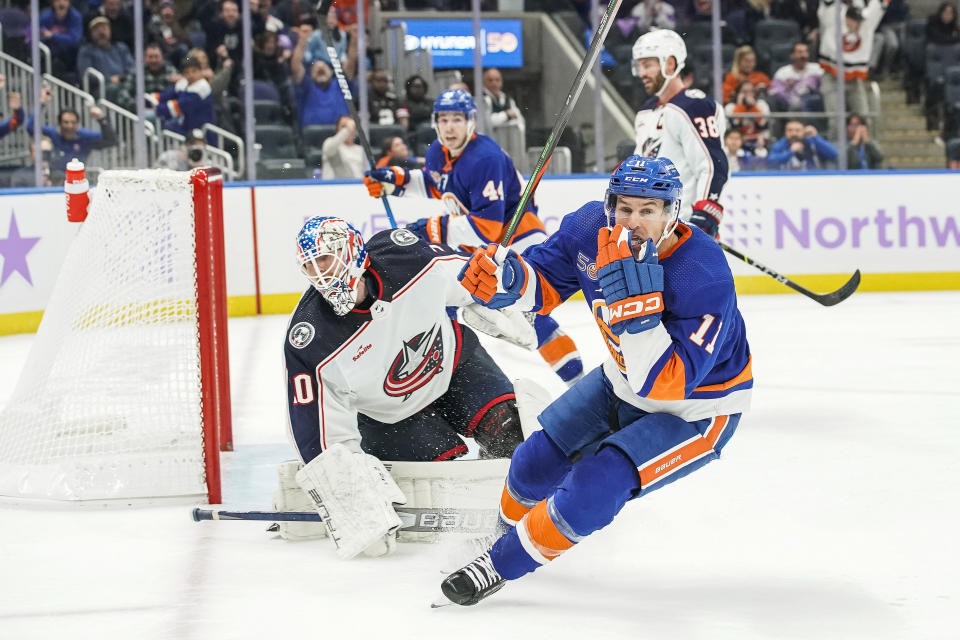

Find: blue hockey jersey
<box><xmin>513</xmin><ymin>201</ymin><xmax>752</xmax><ymax>421</ymax></box>
<box><xmin>423</xmin><ymin>133</ymin><xmax>544</xmax><ymax>250</ymax></box>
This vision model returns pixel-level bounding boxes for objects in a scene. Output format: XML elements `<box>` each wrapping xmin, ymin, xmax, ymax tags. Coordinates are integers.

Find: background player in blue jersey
<box><xmin>632</xmin><ymin>29</ymin><xmax>729</xmax><ymax>240</ymax></box>
<box><xmin>440</xmin><ymin>156</ymin><xmax>753</xmax><ymax>606</ymax></box>
<box><xmin>362</xmin><ymin>89</ymin><xmax>583</xmax><ymax>386</ymax></box>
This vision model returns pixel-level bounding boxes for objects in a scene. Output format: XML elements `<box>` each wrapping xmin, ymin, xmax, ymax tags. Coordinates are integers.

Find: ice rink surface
<box><xmin>1</xmin><ymin>290</ymin><xmax>957</xmax><ymax>640</ymax></box>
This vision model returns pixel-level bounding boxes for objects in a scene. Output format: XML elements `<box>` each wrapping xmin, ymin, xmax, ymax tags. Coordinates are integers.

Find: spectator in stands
<box><xmin>817</xmin><ymin>1</ymin><xmax>886</xmax><ymax>138</ymax></box>
<box><xmin>138</xmin><ymin>44</ymin><xmax>179</xmax><ymax>95</ymax></box>
<box><xmin>152</xmin><ymin>56</ymin><xmax>215</xmax><ymax>140</ymax></box>
<box><xmin>402</xmin><ymin>74</ymin><xmax>433</xmax><ymax>132</ymax></box>
<box><xmin>39</xmin><ymin>0</ymin><xmax>83</xmax><ymax>77</ymax></box>
<box><xmin>148</xmin><ymin>1</ymin><xmax>190</xmax><ymax>67</ymax></box>
<box><xmin>926</xmin><ymin>2</ymin><xmax>960</xmax><ymax>45</ymax></box>
<box><xmin>630</xmin><ymin>0</ymin><xmax>676</xmax><ymax>31</ymax></box>
<box><xmin>10</xmin><ymin>137</ymin><xmax>58</xmax><ymax>188</ymax></box>
<box><xmin>722</xmin><ymin>46</ymin><xmax>770</xmax><ymax>104</ymax></box>
<box><xmin>871</xmin><ymin>0</ymin><xmax>908</xmax><ymax>79</ymax></box>
<box><xmin>185</xmin><ymin>47</ymin><xmax>235</xmax><ymax>134</ymax></box>
<box><xmin>85</xmin><ymin>0</ymin><xmax>135</xmax><ymax>51</ymax></box>
<box><xmin>369</xmin><ymin>70</ymin><xmax>409</xmax><ymax>127</ymax></box>
<box><xmin>375</xmin><ymin>135</ymin><xmax>422</xmax><ymax>169</ymax></box>
<box><xmin>304</xmin><ymin>6</ymin><xmax>347</xmax><ymax>66</ymax></box>
<box><xmin>766</xmin><ymin>119</ymin><xmax>837</xmax><ymax>170</ymax></box>
<box><xmin>207</xmin><ymin>0</ymin><xmax>265</xmax><ymax>71</ymax></box>
<box><xmin>253</xmin><ymin>0</ymin><xmax>286</xmax><ymax>34</ymax></box>
<box><xmin>25</xmin><ymin>86</ymin><xmax>117</xmax><ymax>173</ymax></box>
<box><xmin>291</xmin><ymin>23</ymin><xmax>354</xmax><ymax>128</ymax></box>
<box><xmin>726</xmin><ymin>0</ymin><xmax>818</xmax><ymax>46</ymax></box>
<box><xmin>76</xmin><ymin>16</ymin><xmax>135</xmax><ymax>110</ymax></box>
<box><xmin>725</xmin><ymin>80</ymin><xmax>771</xmax><ymax>149</ymax></box>
<box><xmin>254</xmin><ymin>30</ymin><xmax>293</xmax><ymax>110</ymax></box>
<box><xmin>321</xmin><ymin>115</ymin><xmax>364</xmax><ymax>179</ymax></box>
<box><xmin>155</xmin><ymin>128</ymin><xmax>209</xmax><ymax>171</ymax></box>
<box><xmin>0</xmin><ymin>79</ymin><xmax>23</xmax><ymax>140</ymax></box>
<box><xmin>845</xmin><ymin>113</ymin><xmax>883</xmax><ymax>169</ymax></box>
<box><xmin>270</xmin><ymin>0</ymin><xmax>318</xmax><ymax>30</ymax></box>
<box><xmin>769</xmin><ymin>42</ymin><xmax>823</xmax><ymax>112</ymax></box>
<box><xmin>724</xmin><ymin>128</ymin><xmax>766</xmax><ymax>172</ymax></box>
<box><xmin>482</xmin><ymin>68</ymin><xmax>524</xmax><ymax>130</ymax></box>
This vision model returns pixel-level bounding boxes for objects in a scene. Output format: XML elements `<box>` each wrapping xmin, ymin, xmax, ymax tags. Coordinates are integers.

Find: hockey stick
<box><xmin>314</xmin><ymin>0</ymin><xmax>397</xmax><ymax>228</ymax></box>
<box><xmin>499</xmin><ymin>0</ymin><xmax>623</xmax><ymax>249</ymax></box>
<box><xmin>192</xmin><ymin>506</ymin><xmax>498</xmax><ymax>534</ymax></box>
<box><xmin>719</xmin><ymin>240</ymin><xmax>861</xmax><ymax>306</ymax></box>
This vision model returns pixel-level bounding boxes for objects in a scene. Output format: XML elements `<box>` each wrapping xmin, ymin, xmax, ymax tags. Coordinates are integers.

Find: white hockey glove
<box><xmin>513</xmin><ymin>377</ymin><xmax>554</xmax><ymax>440</ymax></box>
<box><xmin>461</xmin><ymin>304</ymin><xmax>537</xmax><ymax>351</ymax></box>
<box><xmin>296</xmin><ymin>443</ymin><xmax>407</xmax><ymax>559</ymax></box>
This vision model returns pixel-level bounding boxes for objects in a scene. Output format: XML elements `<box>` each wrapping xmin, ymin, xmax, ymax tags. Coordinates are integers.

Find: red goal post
<box><xmin>0</xmin><ymin>168</ymin><xmax>232</xmax><ymax>504</ymax></box>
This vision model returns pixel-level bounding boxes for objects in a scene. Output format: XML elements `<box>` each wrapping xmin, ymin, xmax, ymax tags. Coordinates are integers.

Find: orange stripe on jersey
<box><xmin>637</xmin><ymin>437</ymin><xmax>712</xmax><ymax>487</ymax></box>
<box><xmin>503</xmin><ymin>212</ymin><xmax>546</xmax><ymax>244</ymax></box>
<box><xmin>646</xmin><ymin>352</ymin><xmax>687</xmax><ymax>401</ymax></box>
<box><xmin>522</xmin><ymin>500</ymin><xmax>575</xmax><ymax>561</ymax></box>
<box><xmin>658</xmin><ymin>223</ymin><xmax>692</xmax><ymax>260</ymax></box>
<box><xmin>694</xmin><ymin>356</ymin><xmax>753</xmax><ymax>393</ymax></box>
<box><xmin>537</xmin><ymin>273</ymin><xmax>562</xmax><ymax>314</ymax></box>
<box><xmin>500</xmin><ymin>484</ymin><xmax>532</xmax><ymax>525</ymax></box>
<box><xmin>471</xmin><ymin>216</ymin><xmax>506</xmax><ymax>244</ymax></box>
<box><xmin>704</xmin><ymin>415</ymin><xmax>729</xmax><ymax>447</ymax></box>
<box><xmin>538</xmin><ymin>334</ymin><xmax>577</xmax><ymax>366</ymax></box>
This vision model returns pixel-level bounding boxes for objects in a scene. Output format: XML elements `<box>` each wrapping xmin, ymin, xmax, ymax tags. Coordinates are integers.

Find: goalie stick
<box><xmin>314</xmin><ymin>0</ymin><xmax>397</xmax><ymax>228</ymax></box>
<box><xmin>719</xmin><ymin>240</ymin><xmax>861</xmax><ymax>306</ymax></box>
<box><xmin>499</xmin><ymin>0</ymin><xmax>623</xmax><ymax>250</ymax></box>
<box><xmin>192</xmin><ymin>506</ymin><xmax>498</xmax><ymax>534</ymax></box>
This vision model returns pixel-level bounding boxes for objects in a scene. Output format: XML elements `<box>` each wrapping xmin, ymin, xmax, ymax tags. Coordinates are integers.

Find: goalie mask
<box><xmin>631</xmin><ymin>29</ymin><xmax>686</xmax><ymax>96</ymax></box>
<box><xmin>432</xmin><ymin>89</ymin><xmax>477</xmax><ymax>155</ymax></box>
<box><xmin>297</xmin><ymin>216</ymin><xmax>370</xmax><ymax>316</ymax></box>
<box><xmin>605</xmin><ymin>155</ymin><xmax>682</xmax><ymax>250</ymax></box>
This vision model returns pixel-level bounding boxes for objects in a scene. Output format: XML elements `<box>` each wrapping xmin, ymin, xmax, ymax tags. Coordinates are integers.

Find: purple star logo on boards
<box><xmin>0</xmin><ymin>212</ymin><xmax>41</xmax><ymax>286</ymax></box>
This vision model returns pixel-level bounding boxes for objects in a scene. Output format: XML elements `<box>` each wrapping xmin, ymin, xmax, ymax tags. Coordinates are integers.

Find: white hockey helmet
<box><xmin>631</xmin><ymin>29</ymin><xmax>687</xmax><ymax>95</ymax></box>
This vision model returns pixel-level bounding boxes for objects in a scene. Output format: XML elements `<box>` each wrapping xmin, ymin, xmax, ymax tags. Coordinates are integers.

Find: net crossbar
<box><xmin>0</xmin><ymin>169</ymin><xmax>228</xmax><ymax>502</ymax></box>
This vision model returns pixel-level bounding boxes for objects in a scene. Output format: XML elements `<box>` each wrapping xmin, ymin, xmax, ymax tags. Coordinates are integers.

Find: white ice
<box><xmin>1</xmin><ymin>291</ymin><xmax>958</xmax><ymax>640</ymax></box>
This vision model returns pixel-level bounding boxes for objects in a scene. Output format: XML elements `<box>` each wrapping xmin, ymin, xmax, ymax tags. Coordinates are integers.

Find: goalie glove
<box><xmin>296</xmin><ymin>443</ymin><xmax>407</xmax><ymax>559</ymax></box>
<box><xmin>461</xmin><ymin>304</ymin><xmax>537</xmax><ymax>350</ymax></box>
<box><xmin>689</xmin><ymin>199</ymin><xmax>724</xmax><ymax>239</ymax></box>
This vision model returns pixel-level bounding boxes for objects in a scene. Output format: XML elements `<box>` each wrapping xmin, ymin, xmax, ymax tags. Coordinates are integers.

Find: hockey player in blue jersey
<box><xmin>632</xmin><ymin>29</ymin><xmax>729</xmax><ymax>240</ymax></box>
<box><xmin>439</xmin><ymin>156</ymin><xmax>753</xmax><ymax>606</ymax></box>
<box><xmin>363</xmin><ymin>89</ymin><xmax>583</xmax><ymax>386</ymax></box>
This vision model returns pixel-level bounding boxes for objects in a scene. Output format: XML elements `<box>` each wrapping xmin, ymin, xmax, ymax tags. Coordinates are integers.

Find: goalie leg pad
<box><xmin>272</xmin><ymin>460</ymin><xmax>328</xmax><ymax>540</ymax></box>
<box><xmin>295</xmin><ymin>443</ymin><xmax>406</xmax><ymax>560</ymax></box>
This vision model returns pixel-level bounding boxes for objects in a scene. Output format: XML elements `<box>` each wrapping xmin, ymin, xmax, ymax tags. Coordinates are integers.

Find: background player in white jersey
<box><xmin>283</xmin><ymin>217</ymin><xmax>524</xmax><ymax>559</ymax></box>
<box><xmin>632</xmin><ymin>29</ymin><xmax>730</xmax><ymax>240</ymax></box>
<box><xmin>362</xmin><ymin>89</ymin><xmax>584</xmax><ymax>387</ymax></box>
<box><xmin>440</xmin><ymin>157</ymin><xmax>752</xmax><ymax>605</ymax></box>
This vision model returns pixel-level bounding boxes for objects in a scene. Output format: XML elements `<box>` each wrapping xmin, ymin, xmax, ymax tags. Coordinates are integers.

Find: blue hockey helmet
<box><xmin>605</xmin><ymin>155</ymin><xmax>683</xmax><ymax>246</ymax></box>
<box><xmin>432</xmin><ymin>89</ymin><xmax>477</xmax><ymax>152</ymax></box>
<box><xmin>296</xmin><ymin>216</ymin><xmax>369</xmax><ymax>316</ymax></box>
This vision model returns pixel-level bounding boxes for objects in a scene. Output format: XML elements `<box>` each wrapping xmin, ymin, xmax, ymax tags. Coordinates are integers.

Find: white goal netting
<box><xmin>0</xmin><ymin>170</ymin><xmax>214</xmax><ymax>501</ymax></box>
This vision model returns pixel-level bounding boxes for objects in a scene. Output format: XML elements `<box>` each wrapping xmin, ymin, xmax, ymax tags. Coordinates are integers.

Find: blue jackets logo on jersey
<box><xmin>383</xmin><ymin>324</ymin><xmax>445</xmax><ymax>401</ymax></box>
<box><xmin>289</xmin><ymin>322</ymin><xmax>315</xmax><ymax>349</ymax></box>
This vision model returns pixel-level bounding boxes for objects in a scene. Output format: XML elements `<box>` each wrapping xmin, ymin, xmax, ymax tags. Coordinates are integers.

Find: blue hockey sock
<box><xmin>499</xmin><ymin>431</ymin><xmax>571</xmax><ymax>526</ymax></box>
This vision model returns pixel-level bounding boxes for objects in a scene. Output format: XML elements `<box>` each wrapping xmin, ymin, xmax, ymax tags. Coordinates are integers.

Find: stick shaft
<box><xmin>193</xmin><ymin>506</ymin><xmax>499</xmax><ymax>533</ymax></box>
<box><xmin>501</xmin><ymin>0</ymin><xmax>623</xmax><ymax>247</ymax></box>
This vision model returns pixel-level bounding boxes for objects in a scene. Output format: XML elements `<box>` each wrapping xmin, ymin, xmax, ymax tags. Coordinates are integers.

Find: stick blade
<box><xmin>813</xmin><ymin>269</ymin><xmax>861</xmax><ymax>307</ymax></box>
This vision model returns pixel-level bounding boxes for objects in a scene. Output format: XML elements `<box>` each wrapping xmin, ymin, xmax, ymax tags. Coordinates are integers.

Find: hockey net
<box><xmin>0</xmin><ymin>168</ymin><xmax>231</xmax><ymax>503</ymax></box>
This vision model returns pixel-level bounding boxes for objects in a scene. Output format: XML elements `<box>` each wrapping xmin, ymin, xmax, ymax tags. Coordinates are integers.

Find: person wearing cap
<box><xmin>155</xmin><ymin>129</ymin><xmax>208</xmax><ymax>171</ymax></box>
<box><xmin>76</xmin><ymin>15</ymin><xmax>135</xmax><ymax>110</ymax></box>
<box><xmin>84</xmin><ymin>0</ymin><xmax>135</xmax><ymax>50</ymax></box>
<box><xmin>24</xmin><ymin>85</ymin><xmax>117</xmax><ymax>174</ymax></box>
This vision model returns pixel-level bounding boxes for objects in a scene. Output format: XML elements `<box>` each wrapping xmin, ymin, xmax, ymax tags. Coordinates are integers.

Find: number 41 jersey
<box><xmin>633</xmin><ymin>89</ymin><xmax>729</xmax><ymax>220</ymax></box>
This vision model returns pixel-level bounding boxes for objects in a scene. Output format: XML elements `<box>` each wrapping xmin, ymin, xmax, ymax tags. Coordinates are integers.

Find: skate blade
<box><xmin>430</xmin><ymin>595</ymin><xmax>455</xmax><ymax>609</ymax></box>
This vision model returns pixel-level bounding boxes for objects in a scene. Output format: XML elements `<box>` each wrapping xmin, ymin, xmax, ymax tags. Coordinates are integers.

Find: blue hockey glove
<box><xmin>363</xmin><ymin>166</ymin><xmax>411</xmax><ymax>198</ymax></box>
<box><xmin>596</xmin><ymin>225</ymin><xmax>664</xmax><ymax>336</ymax></box>
<box><xmin>459</xmin><ymin>244</ymin><xmax>527</xmax><ymax>309</ymax></box>
<box><xmin>689</xmin><ymin>199</ymin><xmax>723</xmax><ymax>240</ymax></box>
<box><xmin>406</xmin><ymin>216</ymin><xmax>447</xmax><ymax>245</ymax></box>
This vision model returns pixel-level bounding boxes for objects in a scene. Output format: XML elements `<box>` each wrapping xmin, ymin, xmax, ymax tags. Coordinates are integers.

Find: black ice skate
<box><xmin>440</xmin><ymin>552</ymin><xmax>506</xmax><ymax>606</ymax></box>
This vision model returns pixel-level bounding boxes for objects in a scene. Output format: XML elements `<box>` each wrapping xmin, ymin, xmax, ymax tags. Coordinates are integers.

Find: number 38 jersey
<box><xmin>633</xmin><ymin>89</ymin><xmax>729</xmax><ymax>220</ymax></box>
<box><xmin>513</xmin><ymin>200</ymin><xmax>752</xmax><ymax>422</ymax></box>
<box><xmin>424</xmin><ymin>133</ymin><xmax>545</xmax><ymax>252</ymax></box>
